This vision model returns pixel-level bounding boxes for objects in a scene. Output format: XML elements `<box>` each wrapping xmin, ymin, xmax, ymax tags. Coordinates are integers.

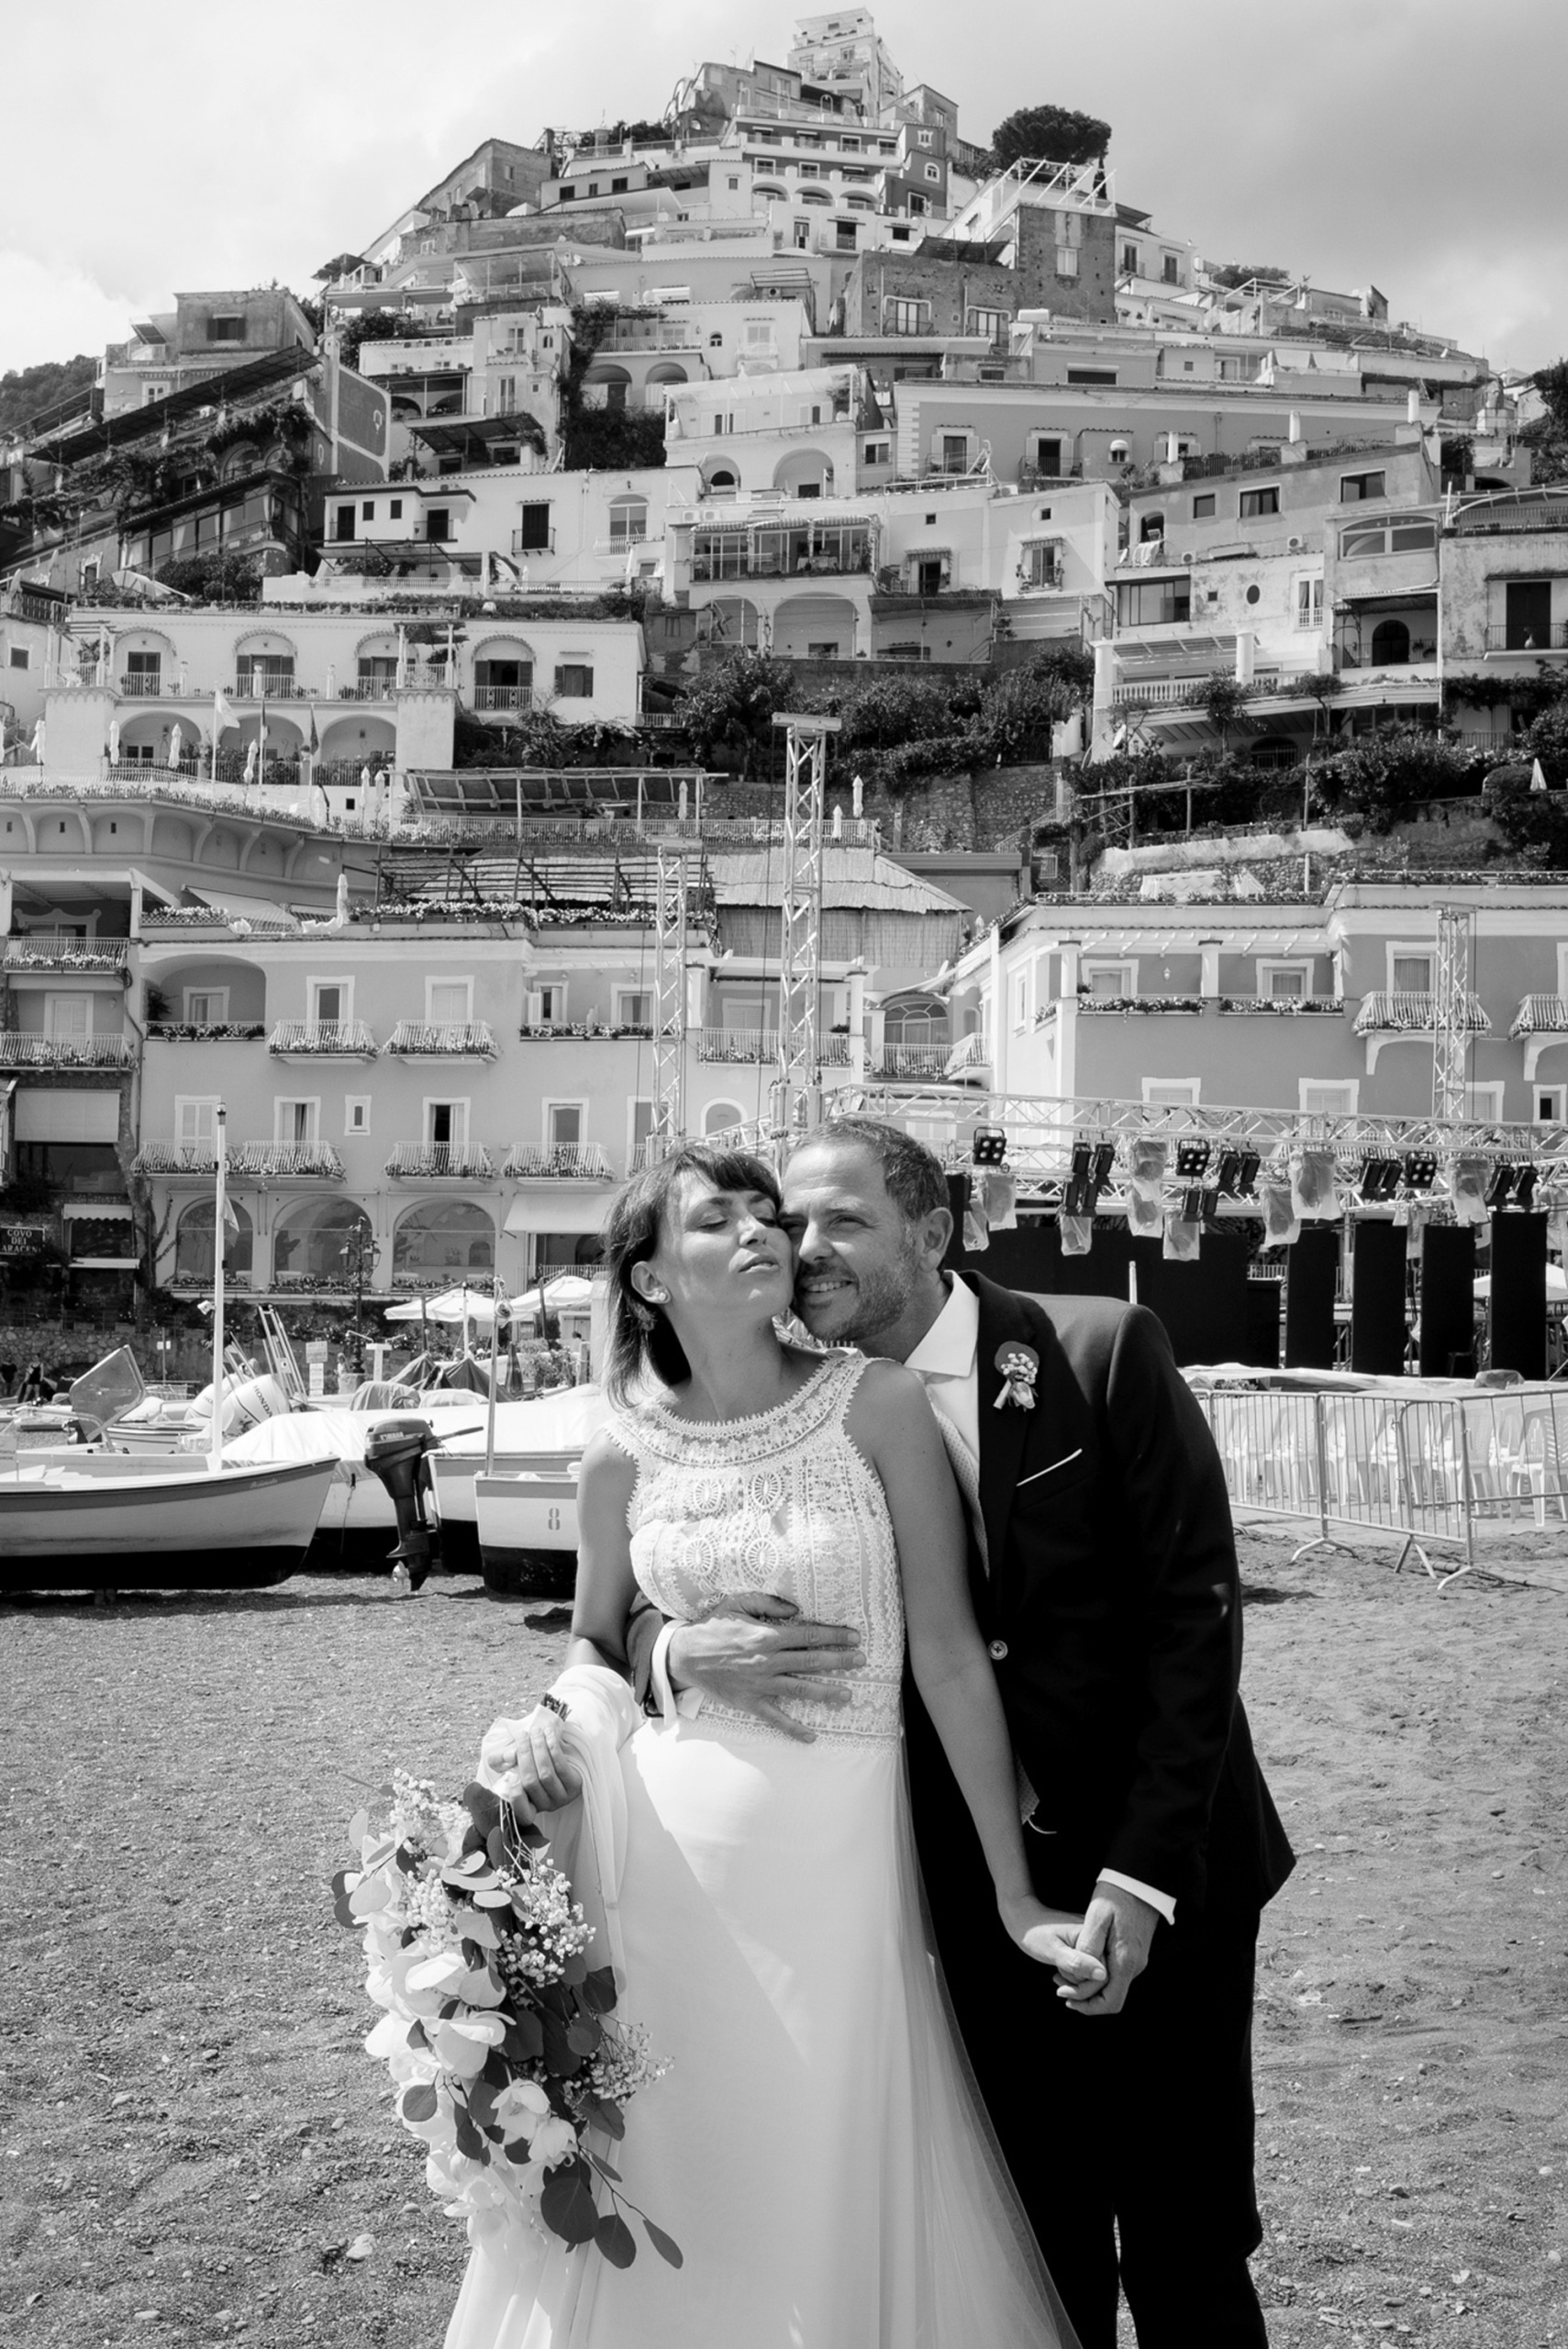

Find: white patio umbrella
<box><xmin>384</xmin><ymin>1285</ymin><xmax>515</xmax><ymax>1324</ymax></box>
<box><xmin>512</xmin><ymin>1275</ymin><xmax>596</xmax><ymax>1315</ymax></box>
<box><xmin>168</xmin><ymin>722</ymin><xmax>183</xmax><ymax>770</ymax></box>
<box><xmin>1473</xmin><ymin>1265</ymin><xmax>1568</xmax><ymax>1299</ymax></box>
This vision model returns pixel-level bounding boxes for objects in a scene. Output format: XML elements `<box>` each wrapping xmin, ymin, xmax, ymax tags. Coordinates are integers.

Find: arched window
<box><xmin>705</xmin><ymin>465</ymin><xmax>739</xmax><ymax>496</ymax></box>
<box><xmin>584</xmin><ymin>362</ymin><xmax>631</xmax><ymax>411</ymax></box>
<box><xmin>1140</xmin><ymin>514</ymin><xmax>1165</xmax><ymax>543</ymax></box>
<box><xmin>394</xmin><ymin>1199</ymin><xmax>495</xmax><ymax>1277</ymax></box>
<box><xmin>1370</xmin><ymin>618</ymin><xmax>1410</xmax><ymax>666</ymax></box>
<box><xmin>174</xmin><ymin>1197</ymin><xmax>254</xmax><ymax>1283</ymax></box>
<box><xmin>882</xmin><ymin>995</ymin><xmax>949</xmax><ymax>1047</ymax></box>
<box><xmin>272</xmin><ymin>1197</ymin><xmax>373</xmax><ymax>1286</ymax></box>
<box><xmin>1108</xmin><ymin>441</ymin><xmax>1131</xmax><ymax>466</ymax></box>
<box><xmin>703</xmin><ymin>1099</ymin><xmax>747</xmax><ymax>1137</ymax></box>
<box><xmin>607</xmin><ymin>494</ymin><xmax>648</xmax><ymax>545</ymax></box>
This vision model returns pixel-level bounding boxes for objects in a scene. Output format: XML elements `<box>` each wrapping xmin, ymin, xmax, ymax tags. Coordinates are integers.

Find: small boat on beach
<box><xmin>0</xmin><ymin>1453</ymin><xmax>339</xmax><ymax>1595</ymax></box>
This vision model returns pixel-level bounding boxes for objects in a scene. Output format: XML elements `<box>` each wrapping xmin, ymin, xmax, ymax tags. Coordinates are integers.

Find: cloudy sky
<box><xmin>4</xmin><ymin>0</ymin><xmax>1564</xmax><ymax>381</ymax></box>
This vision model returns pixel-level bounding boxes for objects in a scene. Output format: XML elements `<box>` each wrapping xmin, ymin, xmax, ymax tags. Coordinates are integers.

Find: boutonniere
<box><xmin>993</xmin><ymin>1341</ymin><xmax>1040</xmax><ymax>1411</ymax></box>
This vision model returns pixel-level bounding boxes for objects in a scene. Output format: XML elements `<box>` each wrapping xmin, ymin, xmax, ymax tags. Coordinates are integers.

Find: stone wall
<box><xmin>707</xmin><ymin>758</ymin><xmax>1069</xmax><ymax>854</ymax></box>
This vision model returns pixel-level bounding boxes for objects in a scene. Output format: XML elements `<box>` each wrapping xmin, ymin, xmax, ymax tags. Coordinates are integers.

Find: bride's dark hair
<box><xmin>602</xmin><ymin>1141</ymin><xmax>784</xmax><ymax>1404</ymax></box>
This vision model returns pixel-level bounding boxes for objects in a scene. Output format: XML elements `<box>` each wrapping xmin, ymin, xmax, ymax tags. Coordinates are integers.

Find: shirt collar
<box><xmin>905</xmin><ymin>1274</ymin><xmax>979</xmax><ymax>1383</ymax></box>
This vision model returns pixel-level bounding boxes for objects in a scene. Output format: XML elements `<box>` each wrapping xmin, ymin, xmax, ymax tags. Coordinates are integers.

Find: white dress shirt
<box><xmin>906</xmin><ymin>1276</ymin><xmax>1176</xmax><ymax>1928</ymax></box>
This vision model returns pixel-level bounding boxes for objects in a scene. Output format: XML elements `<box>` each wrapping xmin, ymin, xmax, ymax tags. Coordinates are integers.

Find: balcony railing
<box><xmin>511</xmin><ymin>529</ymin><xmax>557</xmax><ymax>555</ymax></box>
<box><xmin>267</xmin><ymin>1020</ymin><xmax>379</xmax><ymax>1057</ymax></box>
<box><xmin>384</xmin><ymin>1020</ymin><xmax>496</xmax><ymax>1057</ymax></box>
<box><xmin>227</xmin><ymin>677</ymin><xmax>310</xmax><ymax>700</ymax></box>
<box><xmin>473</xmin><ymin>685</ymin><xmax>537</xmax><ymax>712</ymax></box>
<box><xmin>691</xmin><ymin>546</ymin><xmax>873</xmax><ymax>581</ymax></box>
<box><xmin>874</xmin><ymin>1043</ymin><xmax>950</xmax><ymax>1079</ymax></box>
<box><xmin>4</xmin><ymin>933</ymin><xmax>128</xmax><ymax>973</ymax></box>
<box><xmin>695</xmin><ymin>1027</ymin><xmax>851</xmax><ymax>1065</ymax></box>
<box><xmin>1352</xmin><ymin>991</ymin><xmax>1491</xmax><ymax>1036</ymax></box>
<box><xmin>1511</xmin><ymin>994</ymin><xmax>1568</xmax><ymax>1039</ymax></box>
<box><xmin>119</xmin><ymin>672</ymin><xmax>169</xmax><ymax>696</ymax></box>
<box><xmin>131</xmin><ymin>1140</ymin><xmax>344</xmax><ymax>1178</ymax></box>
<box><xmin>505</xmin><ymin>1143</ymin><xmax>615</xmax><ymax>1180</ymax></box>
<box><xmin>944</xmin><ymin>1033</ymin><xmax>992</xmax><ymax>1078</ymax></box>
<box><xmin>385</xmin><ymin>1141</ymin><xmax>495</xmax><ymax>1181</ymax></box>
<box><xmin>147</xmin><ymin>1021</ymin><xmax>266</xmax><ymax>1041</ymax></box>
<box><xmin>231</xmin><ymin>1141</ymin><xmax>345</xmax><ymax>1178</ymax></box>
<box><xmin>1485</xmin><ymin>623</ymin><xmax>1568</xmax><ymax>652</ymax></box>
<box><xmin>0</xmin><ymin>1034</ymin><xmax>136</xmax><ymax>1068</ymax></box>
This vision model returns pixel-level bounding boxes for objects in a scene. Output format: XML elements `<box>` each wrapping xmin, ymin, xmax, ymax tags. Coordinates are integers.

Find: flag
<box><xmin>213</xmin><ymin>687</ymin><xmax>239</xmax><ymax>733</ymax></box>
<box><xmin>306</xmin><ymin>706</ymin><xmax>319</xmax><ymax>753</ymax></box>
<box><xmin>1531</xmin><ymin>758</ymin><xmax>1550</xmax><ymax>795</ymax></box>
<box><xmin>222</xmin><ymin>1195</ymin><xmax>240</xmax><ymax>1238</ymax></box>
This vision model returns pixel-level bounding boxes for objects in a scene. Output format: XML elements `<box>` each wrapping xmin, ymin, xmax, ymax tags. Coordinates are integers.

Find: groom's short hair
<box><xmin>804</xmin><ymin>1116</ymin><xmax>950</xmax><ymax>1227</ymax></box>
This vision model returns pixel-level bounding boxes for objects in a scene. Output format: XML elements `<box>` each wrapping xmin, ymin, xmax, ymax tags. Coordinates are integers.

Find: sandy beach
<box><xmin>2</xmin><ymin>1528</ymin><xmax>1564</xmax><ymax>2348</ymax></box>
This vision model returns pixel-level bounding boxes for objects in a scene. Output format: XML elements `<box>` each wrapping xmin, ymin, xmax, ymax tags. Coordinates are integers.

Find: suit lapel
<box><xmin>970</xmin><ymin>1274</ymin><xmax>1035</xmax><ymax>1576</ymax></box>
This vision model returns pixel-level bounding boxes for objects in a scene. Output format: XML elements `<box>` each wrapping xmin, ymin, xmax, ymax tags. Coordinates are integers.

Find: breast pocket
<box><xmin>1012</xmin><ymin>1447</ymin><xmax>1093</xmax><ymax>1504</ymax></box>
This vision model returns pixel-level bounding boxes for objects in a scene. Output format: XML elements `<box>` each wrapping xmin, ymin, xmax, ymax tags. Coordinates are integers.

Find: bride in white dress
<box><xmin>447</xmin><ymin>1142</ymin><xmax>1095</xmax><ymax>2349</ymax></box>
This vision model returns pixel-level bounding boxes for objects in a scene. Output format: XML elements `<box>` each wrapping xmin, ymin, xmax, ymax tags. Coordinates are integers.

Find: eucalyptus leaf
<box><xmin>348</xmin><ymin>1809</ymin><xmax>369</xmax><ymax>1846</ymax></box>
<box><xmin>541</xmin><ymin>2012</ymin><xmax>584</xmax><ymax>2077</ymax></box>
<box><xmin>587</xmin><ymin>2151</ymin><xmax>622</xmax><ymax>2185</ymax></box>
<box><xmin>561</xmin><ymin>1952</ymin><xmax>589</xmax><ymax>1987</ymax></box>
<box><xmin>580</xmin><ymin>1966</ymin><xmax>617</xmax><ymax>2016</ymax></box>
<box><xmin>401</xmin><ymin>2083</ymin><xmax>439</xmax><ymax>2124</ymax></box>
<box><xmin>584</xmin><ymin>2095</ymin><xmax>625</xmax><ymax>2142</ymax></box>
<box><xmin>565</xmin><ymin>2016</ymin><xmax>602</xmax><ymax>2056</ymax></box>
<box><xmin>505</xmin><ymin>2011</ymin><xmax>544</xmax><ymax>2062</ymax></box>
<box><xmin>452</xmin><ymin>2108</ymin><xmax>490</xmax><ymax>2165</ymax></box>
<box><xmin>595</xmin><ymin>2211</ymin><xmax>637</xmax><ymax>2269</ymax></box>
<box><xmin>540</xmin><ymin>2160</ymin><xmax>599</xmax><ymax>2248</ymax></box>
<box><xmin>644</xmin><ymin>2220</ymin><xmax>684</xmax><ymax>2269</ymax></box>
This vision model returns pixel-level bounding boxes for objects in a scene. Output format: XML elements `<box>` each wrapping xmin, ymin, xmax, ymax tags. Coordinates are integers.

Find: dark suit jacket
<box><xmin>932</xmin><ymin>1273</ymin><xmax>1294</xmax><ymax>1923</ymax></box>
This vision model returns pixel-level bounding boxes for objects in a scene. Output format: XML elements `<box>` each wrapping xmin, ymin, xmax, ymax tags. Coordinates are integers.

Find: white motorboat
<box><xmin>0</xmin><ymin>1453</ymin><xmax>339</xmax><ymax>1596</ymax></box>
<box><xmin>473</xmin><ymin>1464</ymin><xmax>581</xmax><ymax>1599</ymax></box>
<box><xmin>428</xmin><ymin>1385</ymin><xmax>606</xmax><ymax>1575</ymax></box>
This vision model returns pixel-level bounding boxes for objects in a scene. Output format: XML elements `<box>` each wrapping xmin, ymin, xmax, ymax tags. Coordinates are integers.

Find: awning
<box><xmin>16</xmin><ymin>1090</ymin><xmax>121</xmax><ymax>1144</ymax></box>
<box><xmin>70</xmin><ymin>1256</ymin><xmax>139</xmax><ymax>1270</ymax></box>
<box><xmin>504</xmin><ymin>1196</ymin><xmax>610</xmax><ymax>1237</ymax></box>
<box><xmin>62</xmin><ymin>1199</ymin><xmax>135</xmax><ymax>1220</ymax></box>
<box><xmin>190</xmin><ymin>889</ymin><xmax>302</xmax><ymax>931</ymax></box>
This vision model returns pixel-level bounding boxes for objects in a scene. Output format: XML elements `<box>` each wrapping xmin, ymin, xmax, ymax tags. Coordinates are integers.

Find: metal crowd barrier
<box><xmin>1193</xmin><ymin>1382</ymin><xmax>1568</xmax><ymax>1586</ymax></box>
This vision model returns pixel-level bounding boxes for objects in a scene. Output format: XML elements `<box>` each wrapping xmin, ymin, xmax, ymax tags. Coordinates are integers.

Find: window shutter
<box><xmin>525</xmin><ymin>990</ymin><xmax>544</xmax><ymax>1025</ymax></box>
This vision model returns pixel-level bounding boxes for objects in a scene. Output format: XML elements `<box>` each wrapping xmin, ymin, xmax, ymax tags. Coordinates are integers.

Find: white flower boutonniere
<box><xmin>993</xmin><ymin>1341</ymin><xmax>1040</xmax><ymax>1411</ymax></box>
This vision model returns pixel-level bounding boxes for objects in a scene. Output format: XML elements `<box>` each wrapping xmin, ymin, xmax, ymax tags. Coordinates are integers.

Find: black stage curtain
<box><xmin>1129</xmin><ymin>1230</ymin><xmax>1250</xmax><ymax>1367</ymax></box>
<box><xmin>1489</xmin><ymin>1213</ymin><xmax>1548</xmax><ymax>1381</ymax></box>
<box><xmin>1283</xmin><ymin>1226</ymin><xmax>1340</xmax><ymax>1368</ymax></box>
<box><xmin>1419</xmin><ymin>1224</ymin><xmax>1477</xmax><ymax>1377</ymax></box>
<box><xmin>1351</xmin><ymin>1219</ymin><xmax>1408</xmax><ymax>1376</ymax></box>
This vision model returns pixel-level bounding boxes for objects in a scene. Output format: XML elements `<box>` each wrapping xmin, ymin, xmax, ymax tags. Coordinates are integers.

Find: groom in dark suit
<box><xmin>631</xmin><ymin>1118</ymin><xmax>1294</xmax><ymax>2349</ymax></box>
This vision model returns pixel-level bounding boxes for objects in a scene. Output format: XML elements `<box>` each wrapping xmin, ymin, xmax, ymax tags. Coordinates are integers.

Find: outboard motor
<box><xmin>361</xmin><ymin>1418</ymin><xmax>442</xmax><ymax>1589</ymax></box>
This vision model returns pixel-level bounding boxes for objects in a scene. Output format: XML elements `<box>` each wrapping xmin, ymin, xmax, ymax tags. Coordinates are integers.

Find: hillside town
<box><xmin>1</xmin><ymin>4</ymin><xmax>1566</xmax><ymax>1390</ymax></box>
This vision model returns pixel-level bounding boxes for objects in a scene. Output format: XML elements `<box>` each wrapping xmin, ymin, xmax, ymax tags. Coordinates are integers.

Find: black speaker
<box><xmin>1242</xmin><ymin>1278</ymin><xmax>1282</xmax><ymax>1369</ymax></box>
<box><xmin>941</xmin><ymin>1174</ymin><xmax>968</xmax><ymax>1272</ymax></box>
<box><xmin>1129</xmin><ymin>1231</ymin><xmax>1250</xmax><ymax>1367</ymax></box>
<box><xmin>1419</xmin><ymin>1224</ymin><xmax>1477</xmax><ymax>1377</ymax></box>
<box><xmin>1351</xmin><ymin>1219</ymin><xmax>1408</xmax><ymax>1375</ymax></box>
<box><xmin>1283</xmin><ymin>1226</ymin><xmax>1340</xmax><ymax>1368</ymax></box>
<box><xmin>1489</xmin><ymin>1212</ymin><xmax>1548</xmax><ymax>1380</ymax></box>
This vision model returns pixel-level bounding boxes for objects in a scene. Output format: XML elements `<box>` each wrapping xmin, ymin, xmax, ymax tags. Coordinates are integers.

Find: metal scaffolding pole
<box><xmin>770</xmin><ymin>712</ymin><xmax>840</xmax><ymax>1140</ymax></box>
<box><xmin>651</xmin><ymin>848</ymin><xmax>688</xmax><ymax>1159</ymax></box>
<box><xmin>1431</xmin><ymin>904</ymin><xmax>1473</xmax><ymax>1125</ymax></box>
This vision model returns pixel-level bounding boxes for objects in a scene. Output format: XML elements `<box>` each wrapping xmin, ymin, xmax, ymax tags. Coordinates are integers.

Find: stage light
<box><xmin>1359</xmin><ymin>1156</ymin><xmax>1401</xmax><ymax>1202</ymax></box>
<box><xmin>1514</xmin><ymin>1165</ymin><xmax>1540</xmax><ymax>1209</ymax></box>
<box><xmin>1201</xmin><ymin>1187</ymin><xmax>1224</xmax><ymax>1225</ymax></box>
<box><xmin>973</xmin><ymin>1125</ymin><xmax>1007</xmax><ymax>1166</ymax></box>
<box><xmin>1403</xmin><ymin>1150</ymin><xmax>1438</xmax><ymax>1192</ymax></box>
<box><xmin>1236</xmin><ymin>1151</ymin><xmax>1260</xmax><ymax>1197</ymax></box>
<box><xmin>1485</xmin><ymin>1162</ymin><xmax>1517</xmax><ymax>1209</ymax></box>
<box><xmin>1174</xmin><ymin>1140</ymin><xmax>1211</xmax><ymax>1180</ymax></box>
<box><xmin>1182</xmin><ymin>1185</ymin><xmax>1206</xmax><ymax>1222</ymax></box>
<box><xmin>1091</xmin><ymin>1142</ymin><xmax>1117</xmax><ymax>1191</ymax></box>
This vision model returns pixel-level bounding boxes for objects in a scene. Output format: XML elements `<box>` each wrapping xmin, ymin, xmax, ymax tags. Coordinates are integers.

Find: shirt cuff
<box><xmin>1097</xmin><ymin>1868</ymin><xmax>1176</xmax><ymax>1927</ymax></box>
<box><xmin>649</xmin><ymin>1622</ymin><xmax>680</xmax><ymax>1723</ymax></box>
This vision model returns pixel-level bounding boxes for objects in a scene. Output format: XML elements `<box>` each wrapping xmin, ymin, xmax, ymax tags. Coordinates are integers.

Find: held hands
<box><xmin>1053</xmin><ymin>1882</ymin><xmax>1162</xmax><ymax>2016</ymax></box>
<box><xmin>667</xmin><ymin>1593</ymin><xmax>864</xmax><ymax>1745</ymax></box>
<box><xmin>477</xmin><ymin>1706</ymin><xmax>582</xmax><ymax>1821</ymax></box>
<box><xmin>997</xmin><ymin>1894</ymin><xmax>1109</xmax><ymax>1993</ymax></box>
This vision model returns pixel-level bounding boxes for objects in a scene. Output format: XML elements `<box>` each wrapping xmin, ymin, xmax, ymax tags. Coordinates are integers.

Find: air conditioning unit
<box><xmin>1181</xmin><ymin>551</ymin><xmax>1197</xmax><ymax>565</ymax></box>
<box><xmin>1286</xmin><ymin>534</ymin><xmax>1304</xmax><ymax>551</ymax></box>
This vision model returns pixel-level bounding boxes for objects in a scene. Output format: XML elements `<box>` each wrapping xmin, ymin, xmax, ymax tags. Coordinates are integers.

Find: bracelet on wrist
<box><xmin>539</xmin><ymin>1691</ymin><xmax>570</xmax><ymax>1720</ymax></box>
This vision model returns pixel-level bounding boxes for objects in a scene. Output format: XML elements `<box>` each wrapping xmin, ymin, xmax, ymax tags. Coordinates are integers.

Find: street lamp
<box><xmin>339</xmin><ymin>1223</ymin><xmax>382</xmax><ymax>1375</ymax></box>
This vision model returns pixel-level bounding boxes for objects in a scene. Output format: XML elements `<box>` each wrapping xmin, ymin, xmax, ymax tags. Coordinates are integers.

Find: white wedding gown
<box><xmin>446</xmin><ymin>1353</ymin><xmax>1074</xmax><ymax>2349</ymax></box>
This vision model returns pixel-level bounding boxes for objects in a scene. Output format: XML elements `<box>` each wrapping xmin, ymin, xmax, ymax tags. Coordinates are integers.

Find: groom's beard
<box><xmin>795</xmin><ymin>1241</ymin><xmax>923</xmax><ymax>1351</ymax></box>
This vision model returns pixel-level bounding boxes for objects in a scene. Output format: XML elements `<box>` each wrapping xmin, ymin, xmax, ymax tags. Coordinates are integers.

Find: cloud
<box><xmin>0</xmin><ymin>253</ymin><xmax>139</xmax><ymax>378</ymax></box>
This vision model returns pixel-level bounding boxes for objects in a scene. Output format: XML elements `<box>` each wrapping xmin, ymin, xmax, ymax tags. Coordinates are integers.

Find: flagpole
<box><xmin>211</xmin><ymin>691</ymin><xmax>218</xmax><ymax>785</ymax></box>
<box><xmin>210</xmin><ymin>1106</ymin><xmax>228</xmax><ymax>1473</ymax></box>
<box><xmin>258</xmin><ymin>687</ymin><xmax>266</xmax><ymax>792</ymax></box>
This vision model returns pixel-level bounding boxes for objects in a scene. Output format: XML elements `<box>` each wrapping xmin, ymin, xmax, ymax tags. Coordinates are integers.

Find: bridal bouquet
<box><xmin>334</xmin><ymin>1770</ymin><xmax>678</xmax><ymax>2270</ymax></box>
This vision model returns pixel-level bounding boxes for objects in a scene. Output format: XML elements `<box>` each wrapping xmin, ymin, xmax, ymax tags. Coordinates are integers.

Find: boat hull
<box><xmin>473</xmin><ymin>1470</ymin><xmax>579</xmax><ymax>1600</ymax></box>
<box><xmin>0</xmin><ymin>1457</ymin><xmax>338</xmax><ymax>1594</ymax></box>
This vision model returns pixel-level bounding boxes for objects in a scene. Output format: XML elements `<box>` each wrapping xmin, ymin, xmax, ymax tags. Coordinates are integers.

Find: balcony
<box><xmin>130</xmin><ymin>1139</ymin><xmax>344</xmax><ymax>1179</ymax></box>
<box><xmin>473</xmin><ymin>685</ymin><xmax>537</xmax><ymax>713</ymax></box>
<box><xmin>384</xmin><ymin>1020</ymin><xmax>496</xmax><ymax>1058</ymax></box>
<box><xmin>691</xmin><ymin>539</ymin><xmax>873</xmax><ymax>583</ymax></box>
<box><xmin>385</xmin><ymin>1141</ymin><xmax>495</xmax><ymax>1181</ymax></box>
<box><xmin>231</xmin><ymin>1141</ymin><xmax>344</xmax><ymax>1179</ymax></box>
<box><xmin>1485</xmin><ymin>624</ymin><xmax>1568</xmax><ymax>653</ymax></box>
<box><xmin>268</xmin><ymin>1020</ymin><xmax>379</xmax><ymax>1058</ymax></box>
<box><xmin>944</xmin><ymin>1033</ymin><xmax>991</xmax><ymax>1082</ymax></box>
<box><xmin>226</xmin><ymin>677</ymin><xmax>312</xmax><ymax>701</ymax></box>
<box><xmin>0</xmin><ymin>1034</ymin><xmax>137</xmax><ymax>1069</ymax></box>
<box><xmin>147</xmin><ymin>1021</ymin><xmax>266</xmax><ymax>1042</ymax></box>
<box><xmin>873</xmin><ymin>1043</ymin><xmax>950</xmax><ymax>1080</ymax></box>
<box><xmin>1354</xmin><ymin>990</ymin><xmax>1491</xmax><ymax>1073</ymax></box>
<box><xmin>1080</xmin><ymin>995</ymin><xmax>1206</xmax><ymax>1017</ymax></box>
<box><xmin>505</xmin><ymin>1143</ymin><xmax>615</xmax><ymax>1180</ymax></box>
<box><xmin>511</xmin><ymin>528</ymin><xmax>557</xmax><ymax>556</ymax></box>
<box><xmin>4</xmin><ymin>934</ymin><xmax>128</xmax><ymax>974</ymax></box>
<box><xmin>696</xmin><ymin>1027</ymin><xmax>851</xmax><ymax>1065</ymax></box>
<box><xmin>1509</xmin><ymin>994</ymin><xmax>1568</xmax><ymax>1079</ymax></box>
<box><xmin>118</xmin><ymin>673</ymin><xmax>170</xmax><ymax>696</ymax></box>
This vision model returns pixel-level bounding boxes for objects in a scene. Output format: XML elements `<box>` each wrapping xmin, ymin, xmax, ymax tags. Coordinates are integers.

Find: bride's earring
<box><xmin>646</xmin><ymin>1284</ymin><xmax>669</xmax><ymax>1305</ymax></box>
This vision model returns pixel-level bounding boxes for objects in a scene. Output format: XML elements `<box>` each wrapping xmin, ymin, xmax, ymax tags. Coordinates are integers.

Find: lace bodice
<box><xmin>610</xmin><ymin>1353</ymin><xmax>903</xmax><ymax>1748</ymax></box>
